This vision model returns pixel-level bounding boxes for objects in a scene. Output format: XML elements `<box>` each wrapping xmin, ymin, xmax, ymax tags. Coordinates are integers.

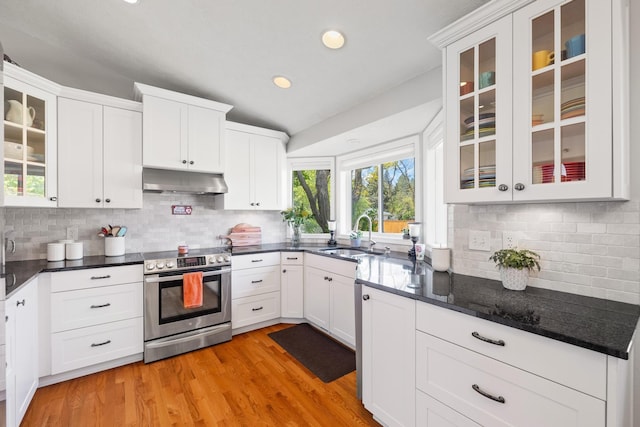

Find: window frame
<box><xmin>423</xmin><ymin>109</ymin><xmax>448</xmax><ymax>249</ymax></box>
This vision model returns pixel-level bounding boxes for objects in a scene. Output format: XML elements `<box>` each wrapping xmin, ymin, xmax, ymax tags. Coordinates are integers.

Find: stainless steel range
<box><xmin>142</xmin><ymin>248</ymin><xmax>232</xmax><ymax>363</ymax></box>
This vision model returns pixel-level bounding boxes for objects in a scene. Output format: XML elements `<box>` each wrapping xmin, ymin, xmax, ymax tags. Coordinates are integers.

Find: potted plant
<box><xmin>401</xmin><ymin>227</ymin><xmax>410</xmax><ymax>240</ymax></box>
<box><xmin>350</xmin><ymin>230</ymin><xmax>362</xmax><ymax>248</ymax></box>
<box><xmin>489</xmin><ymin>248</ymin><xmax>541</xmax><ymax>291</ymax></box>
<box><xmin>280</xmin><ymin>205</ymin><xmax>310</xmax><ymax>245</ymax></box>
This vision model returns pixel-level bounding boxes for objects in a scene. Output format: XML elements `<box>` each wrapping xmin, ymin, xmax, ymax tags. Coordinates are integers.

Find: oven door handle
<box><xmin>144</xmin><ymin>268</ymin><xmax>231</xmax><ymax>283</ymax></box>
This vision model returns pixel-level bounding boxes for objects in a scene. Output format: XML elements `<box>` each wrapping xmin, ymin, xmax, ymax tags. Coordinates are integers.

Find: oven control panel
<box><xmin>177</xmin><ymin>256</ymin><xmax>207</xmax><ymax>268</ymax></box>
<box><xmin>144</xmin><ymin>252</ymin><xmax>231</xmax><ymax>274</ymax></box>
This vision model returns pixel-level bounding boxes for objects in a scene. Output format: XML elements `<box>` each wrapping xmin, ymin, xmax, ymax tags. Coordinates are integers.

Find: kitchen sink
<box><xmin>319</xmin><ymin>247</ymin><xmax>373</xmax><ymax>260</ymax></box>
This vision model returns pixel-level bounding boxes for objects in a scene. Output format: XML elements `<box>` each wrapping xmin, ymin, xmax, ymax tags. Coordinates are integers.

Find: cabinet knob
<box><xmin>282</xmin><ymin>269</ymin><xmax>287</xmax><ymax>273</ymax></box>
<box><xmin>105</xmin><ymin>198</ymin><xmax>111</xmax><ymax>203</ymax></box>
<box><xmin>498</xmin><ymin>184</ymin><xmax>509</xmax><ymax>192</ymax></box>
<box><xmin>362</xmin><ymin>294</ymin><xmax>370</xmax><ymax>301</ymax></box>
<box><xmin>189</xmin><ymin>160</ymin><xmax>194</xmax><ymax>165</ymax></box>
<box><xmin>250</xmin><ymin>202</ymin><xmax>255</xmax><ymax>206</ymax></box>
<box><xmin>256</xmin><ymin>202</ymin><xmax>261</xmax><ymax>206</ymax></box>
<box><xmin>514</xmin><ymin>183</ymin><xmax>525</xmax><ymax>191</ymax></box>
<box><xmin>96</xmin><ymin>198</ymin><xmax>101</xmax><ymax>203</ymax></box>
<box><xmin>182</xmin><ymin>160</ymin><xmax>187</xmax><ymax>164</ymax></box>
<box><xmin>50</xmin><ymin>196</ymin><xmax>57</xmax><ymax>201</ymax></box>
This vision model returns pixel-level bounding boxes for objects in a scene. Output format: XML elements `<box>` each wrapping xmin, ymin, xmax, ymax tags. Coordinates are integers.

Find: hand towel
<box><xmin>183</xmin><ymin>271</ymin><xmax>204</xmax><ymax>308</ymax></box>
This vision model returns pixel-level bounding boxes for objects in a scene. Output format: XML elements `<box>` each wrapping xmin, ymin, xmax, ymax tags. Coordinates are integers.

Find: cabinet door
<box><xmin>252</xmin><ymin>134</ymin><xmax>282</xmax><ymax>210</ymax></box>
<box><xmin>3</xmin><ymin>75</ymin><xmax>58</xmax><ymax>207</ymax></box>
<box><xmin>224</xmin><ymin>129</ymin><xmax>253</xmax><ymax>209</ymax></box>
<box><xmin>103</xmin><ymin>106</ymin><xmax>142</xmax><ymax>208</ymax></box>
<box><xmin>329</xmin><ymin>273</ymin><xmax>355</xmax><ymax>347</ymax></box>
<box><xmin>444</xmin><ymin>16</ymin><xmax>513</xmax><ymax>203</ymax></box>
<box><xmin>512</xmin><ymin>0</ymin><xmax>612</xmax><ymax>201</ymax></box>
<box><xmin>58</xmin><ymin>98</ymin><xmax>104</xmax><ymax>208</ymax></box>
<box><xmin>142</xmin><ymin>95</ymin><xmax>188</xmax><ymax>170</ymax></box>
<box><xmin>362</xmin><ymin>285</ymin><xmax>416</xmax><ymax>427</ymax></box>
<box><xmin>281</xmin><ymin>264</ymin><xmax>304</xmax><ymax>318</ymax></box>
<box><xmin>303</xmin><ymin>266</ymin><xmax>330</xmax><ymax>331</ymax></box>
<box><xmin>187</xmin><ymin>105</ymin><xmax>225</xmax><ymax>173</ymax></box>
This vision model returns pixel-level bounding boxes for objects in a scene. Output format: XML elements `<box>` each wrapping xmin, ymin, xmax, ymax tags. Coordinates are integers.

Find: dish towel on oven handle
<box><xmin>183</xmin><ymin>271</ymin><xmax>204</xmax><ymax>308</ymax></box>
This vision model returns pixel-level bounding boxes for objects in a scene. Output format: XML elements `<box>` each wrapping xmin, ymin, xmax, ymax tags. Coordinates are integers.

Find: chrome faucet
<box><xmin>353</xmin><ymin>213</ymin><xmax>376</xmax><ymax>252</ymax></box>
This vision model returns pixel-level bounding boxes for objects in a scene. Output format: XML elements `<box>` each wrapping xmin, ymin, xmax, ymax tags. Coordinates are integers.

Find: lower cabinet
<box><xmin>304</xmin><ymin>254</ymin><xmax>357</xmax><ymax>347</ymax></box>
<box><xmin>362</xmin><ymin>285</ymin><xmax>416</xmax><ymax>427</ymax></box>
<box><xmin>416</xmin><ymin>391</ymin><xmax>480</xmax><ymax>427</ymax></box>
<box><xmin>280</xmin><ymin>252</ymin><xmax>304</xmax><ymax>319</ymax></box>
<box><xmin>5</xmin><ymin>278</ymin><xmax>39</xmax><ymax>427</ymax></box>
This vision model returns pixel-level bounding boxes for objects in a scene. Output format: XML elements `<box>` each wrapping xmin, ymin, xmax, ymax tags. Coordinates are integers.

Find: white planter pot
<box><xmin>500</xmin><ymin>268</ymin><xmax>529</xmax><ymax>291</ymax></box>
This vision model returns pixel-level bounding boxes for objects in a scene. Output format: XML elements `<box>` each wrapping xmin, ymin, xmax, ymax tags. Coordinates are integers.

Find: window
<box><xmin>424</xmin><ymin>110</ymin><xmax>447</xmax><ymax>247</ymax></box>
<box><xmin>338</xmin><ymin>135</ymin><xmax>420</xmax><ymax>238</ymax></box>
<box><xmin>287</xmin><ymin>158</ymin><xmax>334</xmax><ymax>234</ymax></box>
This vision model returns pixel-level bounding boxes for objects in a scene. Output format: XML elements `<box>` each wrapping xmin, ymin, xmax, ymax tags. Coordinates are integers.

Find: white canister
<box><xmin>65</xmin><ymin>242</ymin><xmax>83</xmax><ymax>260</ymax></box>
<box><xmin>47</xmin><ymin>243</ymin><xmax>65</xmax><ymax>261</ymax></box>
<box><xmin>431</xmin><ymin>248</ymin><xmax>450</xmax><ymax>272</ymax></box>
<box><xmin>105</xmin><ymin>237</ymin><xmax>125</xmax><ymax>257</ymax></box>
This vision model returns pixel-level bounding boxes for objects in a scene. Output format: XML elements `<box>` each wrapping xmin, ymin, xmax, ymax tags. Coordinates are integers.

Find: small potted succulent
<box><xmin>350</xmin><ymin>230</ymin><xmax>362</xmax><ymax>248</ymax></box>
<box><xmin>401</xmin><ymin>227</ymin><xmax>411</xmax><ymax>240</ymax></box>
<box><xmin>489</xmin><ymin>248</ymin><xmax>541</xmax><ymax>291</ymax></box>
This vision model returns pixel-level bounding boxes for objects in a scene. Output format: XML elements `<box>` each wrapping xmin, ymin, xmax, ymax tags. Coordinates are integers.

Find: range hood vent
<box><xmin>143</xmin><ymin>168</ymin><xmax>228</xmax><ymax>195</ymax></box>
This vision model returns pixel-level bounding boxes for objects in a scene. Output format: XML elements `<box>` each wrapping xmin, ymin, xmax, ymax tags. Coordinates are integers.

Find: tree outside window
<box><xmin>292</xmin><ymin>169</ymin><xmax>331</xmax><ymax>233</ymax></box>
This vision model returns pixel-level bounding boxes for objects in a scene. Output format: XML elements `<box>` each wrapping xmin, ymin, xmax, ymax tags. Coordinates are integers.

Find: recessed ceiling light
<box><xmin>273</xmin><ymin>76</ymin><xmax>292</xmax><ymax>89</ymax></box>
<box><xmin>322</xmin><ymin>30</ymin><xmax>345</xmax><ymax>49</ymax></box>
<box><xmin>122</xmin><ymin>0</ymin><xmax>139</xmax><ymax>3</ymax></box>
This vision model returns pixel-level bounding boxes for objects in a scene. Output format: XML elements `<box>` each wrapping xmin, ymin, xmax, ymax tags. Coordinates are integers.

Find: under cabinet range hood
<box><xmin>143</xmin><ymin>168</ymin><xmax>228</xmax><ymax>194</ymax></box>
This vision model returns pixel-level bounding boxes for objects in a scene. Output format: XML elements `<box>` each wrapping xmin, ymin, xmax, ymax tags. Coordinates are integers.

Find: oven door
<box><xmin>144</xmin><ymin>266</ymin><xmax>231</xmax><ymax>341</ymax></box>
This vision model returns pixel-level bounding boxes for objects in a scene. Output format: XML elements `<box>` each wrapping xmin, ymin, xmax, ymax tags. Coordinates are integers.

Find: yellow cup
<box><xmin>532</xmin><ymin>50</ymin><xmax>555</xmax><ymax>71</ymax></box>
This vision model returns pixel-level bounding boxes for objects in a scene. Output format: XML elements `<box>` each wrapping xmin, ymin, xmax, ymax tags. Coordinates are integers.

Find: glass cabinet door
<box><xmin>513</xmin><ymin>0</ymin><xmax>612</xmax><ymax>200</ymax></box>
<box><xmin>3</xmin><ymin>73</ymin><xmax>57</xmax><ymax>206</ymax></box>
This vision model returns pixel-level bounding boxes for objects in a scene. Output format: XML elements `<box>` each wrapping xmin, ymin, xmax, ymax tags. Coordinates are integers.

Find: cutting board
<box><xmin>223</xmin><ymin>223</ymin><xmax>262</xmax><ymax>246</ymax></box>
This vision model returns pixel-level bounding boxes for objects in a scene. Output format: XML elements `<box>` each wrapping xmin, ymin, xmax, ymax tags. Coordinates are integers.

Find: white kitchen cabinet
<box><xmin>231</xmin><ymin>252</ymin><xmax>281</xmax><ymax>330</ymax></box>
<box><xmin>280</xmin><ymin>252</ymin><xmax>304</xmax><ymax>319</ymax></box>
<box><xmin>362</xmin><ymin>285</ymin><xmax>415</xmax><ymax>427</ymax></box>
<box><xmin>3</xmin><ymin>63</ymin><xmax>59</xmax><ymax>207</ymax></box>
<box><xmin>5</xmin><ymin>278</ymin><xmax>39</xmax><ymax>427</ymax></box>
<box><xmin>224</xmin><ymin>122</ymin><xmax>288</xmax><ymax>210</ymax></box>
<box><xmin>304</xmin><ymin>254</ymin><xmax>357</xmax><ymax>348</ymax></box>
<box><xmin>416</xmin><ymin>390</ymin><xmax>481</xmax><ymax>427</ymax></box>
<box><xmin>57</xmin><ymin>94</ymin><xmax>142</xmax><ymax>208</ymax></box>
<box><xmin>432</xmin><ymin>0</ymin><xmax>629</xmax><ymax>203</ymax></box>
<box><xmin>134</xmin><ymin>82</ymin><xmax>232</xmax><ymax>173</ymax></box>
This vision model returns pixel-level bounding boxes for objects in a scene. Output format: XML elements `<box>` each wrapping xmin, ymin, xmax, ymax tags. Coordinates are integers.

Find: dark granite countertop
<box><xmin>3</xmin><ymin>253</ymin><xmax>144</xmax><ymax>298</ymax></box>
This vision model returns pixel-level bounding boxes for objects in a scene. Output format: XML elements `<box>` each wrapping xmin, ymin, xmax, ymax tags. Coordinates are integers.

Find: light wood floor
<box><xmin>22</xmin><ymin>324</ymin><xmax>380</xmax><ymax>426</ymax></box>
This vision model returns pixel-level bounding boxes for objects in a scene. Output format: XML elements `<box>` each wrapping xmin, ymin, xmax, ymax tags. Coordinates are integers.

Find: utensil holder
<box><xmin>105</xmin><ymin>237</ymin><xmax>125</xmax><ymax>257</ymax></box>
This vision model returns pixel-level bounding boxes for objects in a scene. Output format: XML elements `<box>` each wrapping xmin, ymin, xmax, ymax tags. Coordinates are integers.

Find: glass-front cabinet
<box><xmin>436</xmin><ymin>0</ymin><xmax>628</xmax><ymax>203</ymax></box>
<box><xmin>3</xmin><ymin>64</ymin><xmax>58</xmax><ymax>206</ymax></box>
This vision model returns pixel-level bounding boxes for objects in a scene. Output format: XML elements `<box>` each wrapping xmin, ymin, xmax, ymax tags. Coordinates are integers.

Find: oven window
<box><xmin>159</xmin><ymin>274</ymin><xmax>222</xmax><ymax>324</ymax></box>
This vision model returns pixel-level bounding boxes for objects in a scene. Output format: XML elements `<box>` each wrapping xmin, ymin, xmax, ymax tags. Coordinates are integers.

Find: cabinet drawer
<box><xmin>232</xmin><ymin>292</ymin><xmax>280</xmax><ymax>329</ymax></box>
<box><xmin>232</xmin><ymin>252</ymin><xmax>280</xmax><ymax>270</ymax></box>
<box><xmin>416</xmin><ymin>302</ymin><xmax>606</xmax><ymax>399</ymax></box>
<box><xmin>51</xmin><ymin>265</ymin><xmax>142</xmax><ymax>292</ymax></box>
<box><xmin>416</xmin><ymin>332</ymin><xmax>605</xmax><ymax>427</ymax></box>
<box><xmin>305</xmin><ymin>253</ymin><xmax>357</xmax><ymax>278</ymax></box>
<box><xmin>51</xmin><ymin>282</ymin><xmax>143</xmax><ymax>332</ymax></box>
<box><xmin>232</xmin><ymin>266</ymin><xmax>280</xmax><ymax>298</ymax></box>
<box><xmin>281</xmin><ymin>252</ymin><xmax>304</xmax><ymax>265</ymax></box>
<box><xmin>51</xmin><ymin>317</ymin><xmax>143</xmax><ymax>374</ymax></box>
<box><xmin>416</xmin><ymin>390</ymin><xmax>480</xmax><ymax>427</ymax></box>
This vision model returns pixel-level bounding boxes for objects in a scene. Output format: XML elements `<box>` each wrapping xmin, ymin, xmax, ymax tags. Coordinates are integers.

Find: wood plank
<box><xmin>22</xmin><ymin>324</ymin><xmax>379</xmax><ymax>426</ymax></box>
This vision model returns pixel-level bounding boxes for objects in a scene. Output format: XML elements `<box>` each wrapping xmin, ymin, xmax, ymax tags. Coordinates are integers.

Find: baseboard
<box><xmin>232</xmin><ymin>317</ymin><xmax>305</xmax><ymax>336</ymax></box>
<box><xmin>38</xmin><ymin>353</ymin><xmax>143</xmax><ymax>387</ymax></box>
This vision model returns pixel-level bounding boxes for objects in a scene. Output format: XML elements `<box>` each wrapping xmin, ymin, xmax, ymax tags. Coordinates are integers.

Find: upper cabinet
<box><xmin>224</xmin><ymin>122</ymin><xmax>288</xmax><ymax>210</ymax></box>
<box><xmin>431</xmin><ymin>0</ymin><xmax>629</xmax><ymax>203</ymax></box>
<box><xmin>57</xmin><ymin>89</ymin><xmax>143</xmax><ymax>209</ymax></box>
<box><xmin>134</xmin><ymin>83</ymin><xmax>233</xmax><ymax>174</ymax></box>
<box><xmin>3</xmin><ymin>63</ymin><xmax>59</xmax><ymax>207</ymax></box>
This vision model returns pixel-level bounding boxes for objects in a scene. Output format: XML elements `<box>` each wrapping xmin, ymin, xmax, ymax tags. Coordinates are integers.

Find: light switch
<box><xmin>469</xmin><ymin>230</ymin><xmax>491</xmax><ymax>251</ymax></box>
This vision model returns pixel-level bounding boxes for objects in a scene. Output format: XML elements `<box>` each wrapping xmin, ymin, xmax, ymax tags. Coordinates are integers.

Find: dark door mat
<box><xmin>268</xmin><ymin>323</ymin><xmax>355</xmax><ymax>383</ymax></box>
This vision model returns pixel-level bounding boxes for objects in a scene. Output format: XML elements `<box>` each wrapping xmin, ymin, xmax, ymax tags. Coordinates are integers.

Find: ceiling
<box><xmin>0</xmin><ymin>0</ymin><xmax>488</xmax><ymax>150</ymax></box>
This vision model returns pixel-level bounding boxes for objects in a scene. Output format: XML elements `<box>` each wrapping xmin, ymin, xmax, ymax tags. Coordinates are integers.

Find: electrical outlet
<box><xmin>502</xmin><ymin>231</ymin><xmax>518</xmax><ymax>249</ymax></box>
<box><xmin>469</xmin><ymin>230</ymin><xmax>491</xmax><ymax>251</ymax></box>
<box><xmin>67</xmin><ymin>226</ymin><xmax>78</xmax><ymax>241</ymax></box>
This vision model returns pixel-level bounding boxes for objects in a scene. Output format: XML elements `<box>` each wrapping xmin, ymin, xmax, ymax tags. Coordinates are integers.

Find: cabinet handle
<box><xmin>472</xmin><ymin>331</ymin><xmax>505</xmax><ymax>346</ymax></box>
<box><xmin>182</xmin><ymin>160</ymin><xmax>187</xmax><ymax>164</ymax></box>
<box><xmin>282</xmin><ymin>269</ymin><xmax>287</xmax><ymax>273</ymax></box>
<box><xmin>105</xmin><ymin>198</ymin><xmax>111</xmax><ymax>203</ymax></box>
<box><xmin>91</xmin><ymin>275</ymin><xmax>112</xmax><ymax>280</ymax></box>
<box><xmin>90</xmin><ymin>303</ymin><xmax>111</xmax><ymax>309</ymax></box>
<box><xmin>514</xmin><ymin>183</ymin><xmax>525</xmax><ymax>191</ymax></box>
<box><xmin>362</xmin><ymin>294</ymin><xmax>370</xmax><ymax>301</ymax></box>
<box><xmin>256</xmin><ymin>202</ymin><xmax>260</xmax><ymax>206</ymax></box>
<box><xmin>286</xmin><ymin>257</ymin><xmax>298</xmax><ymax>260</ymax></box>
<box><xmin>498</xmin><ymin>184</ymin><xmax>508</xmax><ymax>192</ymax></box>
<box><xmin>250</xmin><ymin>202</ymin><xmax>255</xmax><ymax>206</ymax></box>
<box><xmin>251</xmin><ymin>259</ymin><xmax>263</xmax><ymax>263</ymax></box>
<box><xmin>50</xmin><ymin>196</ymin><xmax>57</xmax><ymax>201</ymax></box>
<box><xmin>95</xmin><ymin>198</ymin><xmax>101</xmax><ymax>203</ymax></box>
<box><xmin>16</xmin><ymin>299</ymin><xmax>26</xmax><ymax>307</ymax></box>
<box><xmin>251</xmin><ymin>280</ymin><xmax>263</xmax><ymax>284</ymax></box>
<box><xmin>324</xmin><ymin>276</ymin><xmax>329</xmax><ymax>281</ymax></box>
<box><xmin>328</xmin><ymin>277</ymin><xmax>333</xmax><ymax>282</ymax></box>
<box><xmin>252</xmin><ymin>306</ymin><xmax>264</xmax><ymax>312</ymax></box>
<box><xmin>91</xmin><ymin>340</ymin><xmax>112</xmax><ymax>348</ymax></box>
<box><xmin>189</xmin><ymin>160</ymin><xmax>194</xmax><ymax>165</ymax></box>
<box><xmin>472</xmin><ymin>384</ymin><xmax>505</xmax><ymax>404</ymax></box>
